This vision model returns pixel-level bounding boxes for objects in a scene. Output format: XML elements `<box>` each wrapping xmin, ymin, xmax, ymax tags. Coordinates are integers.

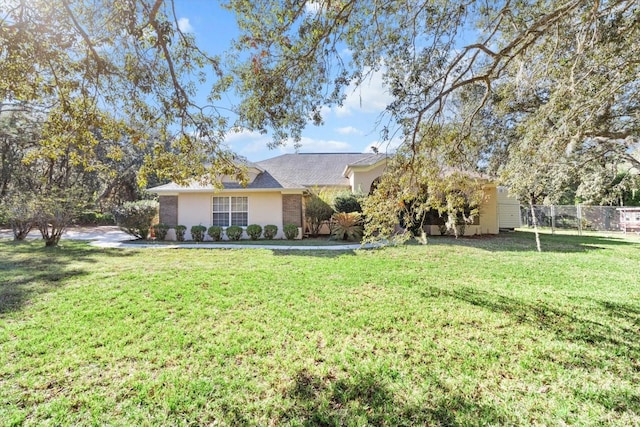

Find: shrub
<box><xmin>76</xmin><ymin>211</ymin><xmax>115</xmax><ymax>225</ymax></box>
<box><xmin>190</xmin><ymin>225</ymin><xmax>207</xmax><ymax>242</ymax></box>
<box><xmin>98</xmin><ymin>212</ymin><xmax>115</xmax><ymax>225</ymax></box>
<box><xmin>113</xmin><ymin>200</ymin><xmax>158</xmax><ymax>240</ymax></box>
<box><xmin>2</xmin><ymin>198</ymin><xmax>35</xmax><ymax>240</ymax></box>
<box><xmin>284</xmin><ymin>223</ymin><xmax>299</xmax><ymax>240</ymax></box>
<box><xmin>246</xmin><ymin>224</ymin><xmax>262</xmax><ymax>240</ymax></box>
<box><xmin>263</xmin><ymin>224</ymin><xmax>278</xmax><ymax>240</ymax></box>
<box><xmin>305</xmin><ymin>195</ymin><xmax>334</xmax><ymax>236</ymax></box>
<box><xmin>333</xmin><ymin>191</ymin><xmax>363</xmax><ymax>213</ymax></box>
<box><xmin>330</xmin><ymin>212</ymin><xmax>363</xmax><ymax>241</ymax></box>
<box><xmin>0</xmin><ymin>208</ymin><xmax>7</xmax><ymax>227</ymax></box>
<box><xmin>226</xmin><ymin>225</ymin><xmax>243</xmax><ymax>241</ymax></box>
<box><xmin>207</xmin><ymin>225</ymin><xmax>223</xmax><ymax>241</ymax></box>
<box><xmin>153</xmin><ymin>223</ymin><xmax>169</xmax><ymax>240</ymax></box>
<box><xmin>175</xmin><ymin>225</ymin><xmax>186</xmax><ymax>241</ymax></box>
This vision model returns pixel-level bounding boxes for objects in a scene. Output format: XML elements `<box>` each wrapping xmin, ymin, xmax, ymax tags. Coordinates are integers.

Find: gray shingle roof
<box><xmin>148</xmin><ymin>153</ymin><xmax>387</xmax><ymax>192</ymax></box>
<box><xmin>255</xmin><ymin>153</ymin><xmax>387</xmax><ymax>187</ymax></box>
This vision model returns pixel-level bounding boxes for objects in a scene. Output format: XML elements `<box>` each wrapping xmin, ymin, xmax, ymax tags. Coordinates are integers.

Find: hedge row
<box><xmin>150</xmin><ymin>224</ymin><xmax>300</xmax><ymax>241</ymax></box>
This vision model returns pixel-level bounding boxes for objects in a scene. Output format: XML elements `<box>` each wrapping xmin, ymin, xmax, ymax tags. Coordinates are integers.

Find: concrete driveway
<box><xmin>0</xmin><ymin>226</ymin><xmax>131</xmax><ymax>245</ymax></box>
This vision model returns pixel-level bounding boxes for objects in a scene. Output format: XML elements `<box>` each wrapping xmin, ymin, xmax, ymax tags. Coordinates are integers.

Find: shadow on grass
<box><xmin>0</xmin><ymin>240</ymin><xmax>139</xmax><ymax>315</ymax></box>
<box><xmin>275</xmin><ymin>368</ymin><xmax>508</xmax><ymax>426</ymax></box>
<box><xmin>425</xmin><ymin>286</ymin><xmax>640</xmax><ymax>357</ymax></box>
<box><xmin>270</xmin><ymin>249</ymin><xmax>357</xmax><ymax>258</ymax></box>
<box><xmin>599</xmin><ymin>300</ymin><xmax>640</xmax><ymax>328</ymax></box>
<box><xmin>422</xmin><ymin>231</ymin><xmax>638</xmax><ymax>253</ymax></box>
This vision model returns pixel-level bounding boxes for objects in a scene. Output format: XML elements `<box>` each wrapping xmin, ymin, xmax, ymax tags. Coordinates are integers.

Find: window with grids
<box><xmin>212</xmin><ymin>196</ymin><xmax>248</xmax><ymax>227</ymax></box>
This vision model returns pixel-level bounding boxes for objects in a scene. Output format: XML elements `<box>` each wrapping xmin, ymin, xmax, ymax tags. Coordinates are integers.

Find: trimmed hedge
<box><xmin>226</xmin><ymin>225</ymin><xmax>243</xmax><ymax>241</ymax></box>
<box><xmin>190</xmin><ymin>225</ymin><xmax>207</xmax><ymax>242</ymax></box>
<box><xmin>246</xmin><ymin>224</ymin><xmax>262</xmax><ymax>240</ymax></box>
<box><xmin>175</xmin><ymin>225</ymin><xmax>186</xmax><ymax>242</ymax></box>
<box><xmin>263</xmin><ymin>224</ymin><xmax>278</xmax><ymax>240</ymax></box>
<box><xmin>207</xmin><ymin>225</ymin><xmax>223</xmax><ymax>241</ymax></box>
<box><xmin>153</xmin><ymin>223</ymin><xmax>170</xmax><ymax>241</ymax></box>
<box><xmin>284</xmin><ymin>223</ymin><xmax>299</xmax><ymax>240</ymax></box>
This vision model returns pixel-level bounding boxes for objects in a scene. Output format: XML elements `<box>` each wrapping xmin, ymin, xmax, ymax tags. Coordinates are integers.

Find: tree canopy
<box><xmin>2</xmin><ymin>0</ymin><xmax>639</xmax><ymax>245</ymax></box>
<box><xmin>227</xmin><ymin>0</ymin><xmax>639</xmax><ymax>153</ymax></box>
<box><xmin>0</xmin><ymin>0</ymin><xmax>244</xmax><ymax>187</ymax></box>
<box><xmin>226</xmin><ymin>0</ymin><xmax>639</xmax><ymax>241</ymax></box>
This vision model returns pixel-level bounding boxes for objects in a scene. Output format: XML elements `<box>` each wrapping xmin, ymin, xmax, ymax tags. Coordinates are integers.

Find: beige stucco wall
<box><xmin>427</xmin><ymin>184</ymin><xmax>499</xmax><ymax>236</ymax></box>
<box><xmin>497</xmin><ymin>186</ymin><xmax>521</xmax><ymax>229</ymax></box>
<box><xmin>349</xmin><ymin>163</ymin><xmax>387</xmax><ymax>194</ymax></box>
<box><xmin>478</xmin><ymin>185</ymin><xmax>499</xmax><ymax>235</ymax></box>
<box><xmin>176</xmin><ymin>191</ymin><xmax>285</xmax><ymax>240</ymax></box>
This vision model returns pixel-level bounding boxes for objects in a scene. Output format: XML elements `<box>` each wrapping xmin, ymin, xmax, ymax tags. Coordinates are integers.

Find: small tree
<box><xmin>33</xmin><ymin>193</ymin><xmax>84</xmax><ymax>247</ymax></box>
<box><xmin>305</xmin><ymin>194</ymin><xmax>334</xmax><ymax>237</ymax></box>
<box><xmin>333</xmin><ymin>191</ymin><xmax>363</xmax><ymax>213</ymax></box>
<box><xmin>113</xmin><ymin>200</ymin><xmax>158</xmax><ymax>240</ymax></box>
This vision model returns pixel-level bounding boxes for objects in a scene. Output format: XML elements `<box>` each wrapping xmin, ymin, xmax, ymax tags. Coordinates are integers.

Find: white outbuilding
<box><xmin>497</xmin><ymin>187</ymin><xmax>521</xmax><ymax>230</ymax></box>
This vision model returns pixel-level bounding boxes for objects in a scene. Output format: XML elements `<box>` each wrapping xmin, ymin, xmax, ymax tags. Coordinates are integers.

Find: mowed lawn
<box><xmin>1</xmin><ymin>232</ymin><xmax>639</xmax><ymax>426</ymax></box>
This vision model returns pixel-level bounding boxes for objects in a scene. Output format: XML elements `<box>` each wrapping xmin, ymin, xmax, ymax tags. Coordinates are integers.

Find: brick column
<box><xmin>282</xmin><ymin>194</ymin><xmax>302</xmax><ymax>227</ymax></box>
<box><xmin>159</xmin><ymin>196</ymin><xmax>178</xmax><ymax>225</ymax></box>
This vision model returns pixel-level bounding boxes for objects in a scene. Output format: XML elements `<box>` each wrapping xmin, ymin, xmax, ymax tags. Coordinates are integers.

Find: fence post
<box><xmin>550</xmin><ymin>204</ymin><xmax>556</xmax><ymax>234</ymax></box>
<box><xmin>577</xmin><ymin>204</ymin><xmax>582</xmax><ymax>236</ymax></box>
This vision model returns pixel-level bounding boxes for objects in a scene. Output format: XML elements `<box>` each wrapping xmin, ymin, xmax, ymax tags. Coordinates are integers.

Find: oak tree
<box><xmin>227</xmin><ymin>0</ymin><xmax>639</xmax><ymax>245</ymax></box>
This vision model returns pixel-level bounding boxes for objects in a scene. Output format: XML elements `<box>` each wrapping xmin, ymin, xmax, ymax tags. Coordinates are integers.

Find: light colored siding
<box><xmin>478</xmin><ymin>185</ymin><xmax>499</xmax><ymax>234</ymax></box>
<box><xmin>246</xmin><ymin>192</ymin><xmax>284</xmax><ymax>236</ymax></box>
<box><xmin>177</xmin><ymin>193</ymin><xmax>212</xmax><ymax>232</ymax></box>
<box><xmin>426</xmin><ymin>185</ymin><xmax>499</xmax><ymax>236</ymax></box>
<box><xmin>350</xmin><ymin>163</ymin><xmax>387</xmax><ymax>193</ymax></box>
<box><xmin>176</xmin><ymin>191</ymin><xmax>285</xmax><ymax>240</ymax></box>
<box><xmin>498</xmin><ymin>204</ymin><xmax>522</xmax><ymax>229</ymax></box>
<box><xmin>497</xmin><ymin>187</ymin><xmax>521</xmax><ymax>229</ymax></box>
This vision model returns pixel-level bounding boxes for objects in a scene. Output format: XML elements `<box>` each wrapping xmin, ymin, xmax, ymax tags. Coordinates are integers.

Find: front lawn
<box><xmin>1</xmin><ymin>231</ymin><xmax>639</xmax><ymax>425</ymax></box>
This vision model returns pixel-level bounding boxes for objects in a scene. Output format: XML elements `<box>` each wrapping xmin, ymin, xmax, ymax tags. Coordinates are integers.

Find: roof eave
<box><xmin>149</xmin><ymin>186</ymin><xmax>306</xmax><ymax>194</ymax></box>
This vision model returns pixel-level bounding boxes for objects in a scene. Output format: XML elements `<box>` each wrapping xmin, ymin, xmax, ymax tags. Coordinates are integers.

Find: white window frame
<box><xmin>212</xmin><ymin>196</ymin><xmax>248</xmax><ymax>227</ymax></box>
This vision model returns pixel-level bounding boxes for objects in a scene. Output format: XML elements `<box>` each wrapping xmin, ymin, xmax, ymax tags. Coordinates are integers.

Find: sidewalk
<box><xmin>0</xmin><ymin>226</ymin><xmax>374</xmax><ymax>250</ymax></box>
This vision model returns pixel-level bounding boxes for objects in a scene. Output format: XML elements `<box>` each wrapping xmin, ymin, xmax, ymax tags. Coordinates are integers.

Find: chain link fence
<box><xmin>520</xmin><ymin>205</ymin><xmax>622</xmax><ymax>233</ymax></box>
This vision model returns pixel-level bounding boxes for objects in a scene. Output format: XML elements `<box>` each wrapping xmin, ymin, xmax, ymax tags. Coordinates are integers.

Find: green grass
<box><xmin>1</xmin><ymin>231</ymin><xmax>639</xmax><ymax>425</ymax></box>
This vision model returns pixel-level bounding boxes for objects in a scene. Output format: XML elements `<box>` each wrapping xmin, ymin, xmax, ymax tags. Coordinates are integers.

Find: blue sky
<box><xmin>173</xmin><ymin>1</ymin><xmax>398</xmax><ymax>162</ymax></box>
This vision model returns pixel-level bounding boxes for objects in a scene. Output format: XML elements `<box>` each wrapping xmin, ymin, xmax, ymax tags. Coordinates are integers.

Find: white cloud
<box><xmin>225</xmin><ymin>130</ymin><xmax>355</xmax><ymax>160</ymax></box>
<box><xmin>177</xmin><ymin>17</ymin><xmax>193</xmax><ymax>33</ymax></box>
<box><xmin>304</xmin><ymin>2</ymin><xmax>322</xmax><ymax>14</ymax></box>
<box><xmin>279</xmin><ymin>136</ymin><xmax>353</xmax><ymax>154</ymax></box>
<box><xmin>335</xmin><ymin>68</ymin><xmax>392</xmax><ymax>117</ymax></box>
<box><xmin>319</xmin><ymin>105</ymin><xmax>332</xmax><ymax>120</ymax></box>
<box><xmin>225</xmin><ymin>129</ymin><xmax>272</xmax><ymax>155</ymax></box>
<box><xmin>225</xmin><ymin>128</ymin><xmax>264</xmax><ymax>143</ymax></box>
<box><xmin>335</xmin><ymin>126</ymin><xmax>362</xmax><ymax>135</ymax></box>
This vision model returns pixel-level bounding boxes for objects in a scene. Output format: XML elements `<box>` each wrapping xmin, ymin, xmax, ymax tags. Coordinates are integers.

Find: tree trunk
<box><xmin>529</xmin><ymin>196</ymin><xmax>542</xmax><ymax>252</ymax></box>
